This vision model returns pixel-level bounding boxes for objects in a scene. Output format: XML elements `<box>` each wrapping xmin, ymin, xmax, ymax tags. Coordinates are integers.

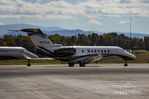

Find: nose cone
<box><xmin>125</xmin><ymin>51</ymin><xmax>136</xmax><ymax>60</ymax></box>
<box><xmin>25</xmin><ymin>50</ymin><xmax>39</xmax><ymax>58</ymax></box>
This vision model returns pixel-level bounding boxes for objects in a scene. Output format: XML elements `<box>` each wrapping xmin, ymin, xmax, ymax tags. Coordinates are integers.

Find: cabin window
<box><xmin>101</xmin><ymin>50</ymin><xmax>103</xmax><ymax>53</ymax></box>
<box><xmin>107</xmin><ymin>50</ymin><xmax>110</xmax><ymax>53</ymax></box>
<box><xmin>82</xmin><ymin>50</ymin><xmax>84</xmax><ymax>53</ymax></box>
<box><xmin>104</xmin><ymin>50</ymin><xmax>106</xmax><ymax>53</ymax></box>
<box><xmin>94</xmin><ymin>50</ymin><xmax>96</xmax><ymax>53</ymax></box>
<box><xmin>91</xmin><ymin>50</ymin><xmax>93</xmax><ymax>53</ymax></box>
<box><xmin>98</xmin><ymin>50</ymin><xmax>100</xmax><ymax>52</ymax></box>
<box><xmin>88</xmin><ymin>50</ymin><xmax>90</xmax><ymax>53</ymax></box>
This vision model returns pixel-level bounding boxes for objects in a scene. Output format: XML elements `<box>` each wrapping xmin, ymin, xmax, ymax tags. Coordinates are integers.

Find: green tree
<box><xmin>3</xmin><ymin>35</ymin><xmax>16</xmax><ymax>46</ymax></box>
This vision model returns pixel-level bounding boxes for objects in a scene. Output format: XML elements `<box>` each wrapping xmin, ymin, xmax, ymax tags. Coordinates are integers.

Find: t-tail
<box><xmin>21</xmin><ymin>28</ymin><xmax>61</xmax><ymax>48</ymax></box>
<box><xmin>16</xmin><ymin>28</ymin><xmax>62</xmax><ymax>56</ymax></box>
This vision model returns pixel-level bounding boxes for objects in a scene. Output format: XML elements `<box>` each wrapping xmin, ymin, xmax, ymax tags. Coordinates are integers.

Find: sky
<box><xmin>0</xmin><ymin>0</ymin><xmax>149</xmax><ymax>33</ymax></box>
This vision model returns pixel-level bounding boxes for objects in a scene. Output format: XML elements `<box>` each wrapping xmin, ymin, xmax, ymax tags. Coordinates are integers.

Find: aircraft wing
<box><xmin>90</xmin><ymin>53</ymin><xmax>103</xmax><ymax>62</ymax></box>
<box><xmin>69</xmin><ymin>53</ymin><xmax>103</xmax><ymax>63</ymax></box>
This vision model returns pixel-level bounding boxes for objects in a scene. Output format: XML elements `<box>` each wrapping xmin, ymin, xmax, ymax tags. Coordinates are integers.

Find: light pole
<box><xmin>130</xmin><ymin>16</ymin><xmax>133</xmax><ymax>53</ymax></box>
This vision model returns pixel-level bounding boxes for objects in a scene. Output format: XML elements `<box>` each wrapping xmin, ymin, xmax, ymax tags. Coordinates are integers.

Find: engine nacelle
<box><xmin>54</xmin><ymin>48</ymin><xmax>76</xmax><ymax>57</ymax></box>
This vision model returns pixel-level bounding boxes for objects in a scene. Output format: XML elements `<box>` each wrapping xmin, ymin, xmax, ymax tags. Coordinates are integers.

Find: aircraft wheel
<box><xmin>27</xmin><ymin>63</ymin><xmax>31</xmax><ymax>66</ymax></box>
<box><xmin>79</xmin><ymin>63</ymin><xmax>85</xmax><ymax>67</ymax></box>
<box><xmin>124</xmin><ymin>60</ymin><xmax>128</xmax><ymax>67</ymax></box>
<box><xmin>69</xmin><ymin>63</ymin><xmax>74</xmax><ymax>67</ymax></box>
<box><xmin>124</xmin><ymin>63</ymin><xmax>128</xmax><ymax>67</ymax></box>
<box><xmin>27</xmin><ymin>60</ymin><xmax>31</xmax><ymax>67</ymax></box>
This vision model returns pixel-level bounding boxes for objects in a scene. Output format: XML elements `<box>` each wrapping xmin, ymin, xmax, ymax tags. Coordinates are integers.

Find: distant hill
<box><xmin>0</xmin><ymin>24</ymin><xmax>63</xmax><ymax>36</ymax></box>
<box><xmin>0</xmin><ymin>24</ymin><xmax>149</xmax><ymax>38</ymax></box>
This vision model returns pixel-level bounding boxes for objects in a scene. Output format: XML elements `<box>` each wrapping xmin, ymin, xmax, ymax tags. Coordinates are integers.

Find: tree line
<box><xmin>0</xmin><ymin>33</ymin><xmax>149</xmax><ymax>53</ymax></box>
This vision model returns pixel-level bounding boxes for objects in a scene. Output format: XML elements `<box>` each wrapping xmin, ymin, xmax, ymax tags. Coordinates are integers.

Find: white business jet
<box><xmin>0</xmin><ymin>46</ymin><xmax>38</xmax><ymax>66</ymax></box>
<box><xmin>9</xmin><ymin>28</ymin><xmax>136</xmax><ymax>67</ymax></box>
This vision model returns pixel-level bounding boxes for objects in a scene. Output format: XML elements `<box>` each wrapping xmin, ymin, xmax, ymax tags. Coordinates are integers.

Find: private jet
<box><xmin>0</xmin><ymin>46</ymin><xmax>38</xmax><ymax>66</ymax></box>
<box><xmin>9</xmin><ymin>28</ymin><xmax>136</xmax><ymax>67</ymax></box>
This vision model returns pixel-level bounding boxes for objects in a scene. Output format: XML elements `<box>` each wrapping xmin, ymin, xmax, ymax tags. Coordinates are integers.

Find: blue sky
<box><xmin>0</xmin><ymin>0</ymin><xmax>149</xmax><ymax>33</ymax></box>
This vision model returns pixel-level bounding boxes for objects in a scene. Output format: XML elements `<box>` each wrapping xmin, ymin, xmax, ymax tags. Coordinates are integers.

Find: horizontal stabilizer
<box><xmin>31</xmin><ymin>58</ymin><xmax>55</xmax><ymax>60</ymax></box>
<box><xmin>8</xmin><ymin>29</ymin><xmax>21</xmax><ymax>32</ymax></box>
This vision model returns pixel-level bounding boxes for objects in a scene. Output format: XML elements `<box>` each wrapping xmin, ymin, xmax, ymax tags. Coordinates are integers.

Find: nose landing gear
<box><xmin>27</xmin><ymin>60</ymin><xmax>31</xmax><ymax>67</ymax></box>
<box><xmin>124</xmin><ymin>60</ymin><xmax>128</xmax><ymax>67</ymax></box>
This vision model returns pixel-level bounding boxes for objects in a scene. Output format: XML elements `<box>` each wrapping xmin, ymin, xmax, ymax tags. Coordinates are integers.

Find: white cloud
<box><xmin>36</xmin><ymin>0</ymin><xmax>42</xmax><ymax>3</ymax></box>
<box><xmin>79</xmin><ymin>0</ymin><xmax>149</xmax><ymax>17</ymax></box>
<box><xmin>120</xmin><ymin>20</ymin><xmax>126</xmax><ymax>24</ymax></box>
<box><xmin>88</xmin><ymin>19</ymin><xmax>102</xmax><ymax>25</ymax></box>
<box><xmin>0</xmin><ymin>22</ymin><xmax>4</xmax><ymax>25</ymax></box>
<box><xmin>0</xmin><ymin>0</ymin><xmax>83</xmax><ymax>19</ymax></box>
<box><xmin>0</xmin><ymin>0</ymin><xmax>149</xmax><ymax>19</ymax></box>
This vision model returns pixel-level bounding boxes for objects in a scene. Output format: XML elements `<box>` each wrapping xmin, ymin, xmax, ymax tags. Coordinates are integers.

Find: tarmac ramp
<box><xmin>0</xmin><ymin>64</ymin><xmax>149</xmax><ymax>99</ymax></box>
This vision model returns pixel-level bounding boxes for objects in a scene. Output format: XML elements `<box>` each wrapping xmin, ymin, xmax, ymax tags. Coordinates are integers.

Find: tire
<box><xmin>27</xmin><ymin>60</ymin><xmax>31</xmax><ymax>67</ymax></box>
<box><xmin>124</xmin><ymin>63</ymin><xmax>128</xmax><ymax>67</ymax></box>
<box><xmin>27</xmin><ymin>63</ymin><xmax>31</xmax><ymax>67</ymax></box>
<box><xmin>124</xmin><ymin>59</ymin><xmax>128</xmax><ymax>67</ymax></box>
<box><xmin>68</xmin><ymin>63</ymin><xmax>74</xmax><ymax>67</ymax></box>
<box><xmin>79</xmin><ymin>63</ymin><xmax>85</xmax><ymax>67</ymax></box>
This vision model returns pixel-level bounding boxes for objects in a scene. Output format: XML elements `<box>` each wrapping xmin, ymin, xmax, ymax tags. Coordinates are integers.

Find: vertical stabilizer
<box><xmin>21</xmin><ymin>28</ymin><xmax>61</xmax><ymax>51</ymax></box>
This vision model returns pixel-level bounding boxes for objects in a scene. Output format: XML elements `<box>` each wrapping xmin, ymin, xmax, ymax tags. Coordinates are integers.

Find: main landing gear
<box><xmin>68</xmin><ymin>62</ymin><xmax>86</xmax><ymax>67</ymax></box>
<box><xmin>27</xmin><ymin>60</ymin><xmax>31</xmax><ymax>67</ymax></box>
<box><xmin>79</xmin><ymin>62</ymin><xmax>86</xmax><ymax>67</ymax></box>
<box><xmin>68</xmin><ymin>63</ymin><xmax>74</xmax><ymax>67</ymax></box>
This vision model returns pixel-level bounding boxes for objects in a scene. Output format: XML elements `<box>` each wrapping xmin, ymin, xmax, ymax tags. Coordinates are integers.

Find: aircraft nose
<box><xmin>25</xmin><ymin>50</ymin><xmax>39</xmax><ymax>58</ymax></box>
<box><xmin>126</xmin><ymin>51</ymin><xmax>136</xmax><ymax>60</ymax></box>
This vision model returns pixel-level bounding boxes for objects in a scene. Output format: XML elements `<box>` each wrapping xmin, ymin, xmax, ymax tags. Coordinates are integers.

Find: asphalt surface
<box><xmin>0</xmin><ymin>64</ymin><xmax>149</xmax><ymax>99</ymax></box>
